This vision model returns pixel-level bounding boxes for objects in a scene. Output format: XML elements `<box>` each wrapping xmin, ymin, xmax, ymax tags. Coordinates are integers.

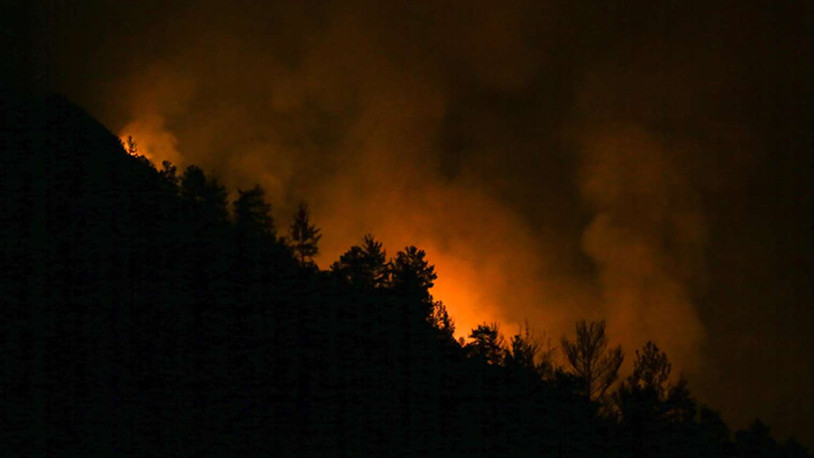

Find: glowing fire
<box><xmin>118</xmin><ymin>115</ymin><xmax>183</xmax><ymax>167</ymax></box>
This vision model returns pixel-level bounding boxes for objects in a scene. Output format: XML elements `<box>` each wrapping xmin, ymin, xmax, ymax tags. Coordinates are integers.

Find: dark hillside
<box><xmin>0</xmin><ymin>93</ymin><xmax>808</xmax><ymax>458</ymax></box>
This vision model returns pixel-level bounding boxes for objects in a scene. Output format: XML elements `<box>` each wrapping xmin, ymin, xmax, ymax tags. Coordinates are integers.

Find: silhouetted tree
<box><xmin>180</xmin><ymin>165</ymin><xmax>229</xmax><ymax>223</ymax></box>
<box><xmin>505</xmin><ymin>321</ymin><xmax>556</xmax><ymax>378</ymax></box>
<box><xmin>234</xmin><ymin>185</ymin><xmax>275</xmax><ymax>237</ymax></box>
<box><xmin>289</xmin><ymin>202</ymin><xmax>321</xmax><ymax>266</ymax></box>
<box><xmin>428</xmin><ymin>300</ymin><xmax>455</xmax><ymax>339</ymax></box>
<box><xmin>616</xmin><ymin>341</ymin><xmax>674</xmax><ymax>421</ymax></box>
<box><xmin>736</xmin><ymin>420</ymin><xmax>778</xmax><ymax>458</ymax></box>
<box><xmin>465</xmin><ymin>323</ymin><xmax>506</xmax><ymax>365</ymax></box>
<box><xmin>561</xmin><ymin>320</ymin><xmax>623</xmax><ymax>401</ymax></box>
<box><xmin>697</xmin><ymin>406</ymin><xmax>734</xmax><ymax>457</ymax></box>
<box><xmin>628</xmin><ymin>341</ymin><xmax>671</xmax><ymax>395</ymax></box>
<box><xmin>615</xmin><ymin>341</ymin><xmax>697</xmax><ymax>457</ymax></box>
<box><xmin>390</xmin><ymin>246</ymin><xmax>436</xmax><ymax>293</ymax></box>
<box><xmin>331</xmin><ymin>234</ymin><xmax>388</xmax><ymax>289</ymax></box>
<box><xmin>390</xmin><ymin>246</ymin><xmax>437</xmax><ymax>320</ymax></box>
<box><xmin>159</xmin><ymin>160</ymin><xmax>179</xmax><ymax>187</ymax></box>
<box><xmin>124</xmin><ymin>135</ymin><xmax>138</xmax><ymax>156</ymax></box>
<box><xmin>662</xmin><ymin>376</ymin><xmax>697</xmax><ymax>425</ymax></box>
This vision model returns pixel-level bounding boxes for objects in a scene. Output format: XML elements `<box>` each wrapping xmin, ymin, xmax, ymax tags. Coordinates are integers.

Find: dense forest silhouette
<box><xmin>1</xmin><ymin>92</ymin><xmax>810</xmax><ymax>457</ymax></box>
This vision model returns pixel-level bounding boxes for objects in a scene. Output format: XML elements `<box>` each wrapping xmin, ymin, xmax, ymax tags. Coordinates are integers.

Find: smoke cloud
<box><xmin>578</xmin><ymin>125</ymin><xmax>707</xmax><ymax>373</ymax></box>
<box><xmin>38</xmin><ymin>0</ymin><xmax>812</xmax><ymax>446</ymax></box>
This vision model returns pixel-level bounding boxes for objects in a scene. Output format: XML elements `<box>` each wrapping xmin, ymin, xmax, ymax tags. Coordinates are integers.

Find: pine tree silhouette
<box><xmin>289</xmin><ymin>202</ymin><xmax>321</xmax><ymax>266</ymax></box>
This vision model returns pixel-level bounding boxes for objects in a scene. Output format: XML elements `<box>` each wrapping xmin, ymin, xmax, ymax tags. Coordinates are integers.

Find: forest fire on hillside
<box><xmin>29</xmin><ymin>0</ymin><xmax>811</xmax><ymax>447</ymax></box>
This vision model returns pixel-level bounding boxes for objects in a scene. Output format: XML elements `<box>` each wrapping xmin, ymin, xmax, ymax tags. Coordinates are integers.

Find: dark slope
<box><xmin>0</xmin><ymin>94</ymin><xmax>587</xmax><ymax>457</ymax></box>
<box><xmin>0</xmin><ymin>94</ymin><xmax>808</xmax><ymax>458</ymax></box>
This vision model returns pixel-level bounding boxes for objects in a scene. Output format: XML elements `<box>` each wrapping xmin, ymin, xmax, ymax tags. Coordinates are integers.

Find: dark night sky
<box><xmin>5</xmin><ymin>0</ymin><xmax>812</xmax><ymax>447</ymax></box>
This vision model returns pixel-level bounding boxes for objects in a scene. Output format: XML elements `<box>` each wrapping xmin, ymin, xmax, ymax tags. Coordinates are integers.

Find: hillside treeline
<box><xmin>0</xmin><ymin>93</ymin><xmax>809</xmax><ymax>457</ymax></box>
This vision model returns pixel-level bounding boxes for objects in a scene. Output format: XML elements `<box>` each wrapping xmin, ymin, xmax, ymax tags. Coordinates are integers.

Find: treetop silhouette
<box><xmin>289</xmin><ymin>202</ymin><xmax>321</xmax><ymax>266</ymax></box>
<box><xmin>465</xmin><ymin>323</ymin><xmax>507</xmax><ymax>365</ymax></box>
<box><xmin>561</xmin><ymin>319</ymin><xmax>624</xmax><ymax>401</ymax></box>
<box><xmin>331</xmin><ymin>234</ymin><xmax>388</xmax><ymax>289</ymax></box>
<box><xmin>234</xmin><ymin>184</ymin><xmax>275</xmax><ymax>238</ymax></box>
